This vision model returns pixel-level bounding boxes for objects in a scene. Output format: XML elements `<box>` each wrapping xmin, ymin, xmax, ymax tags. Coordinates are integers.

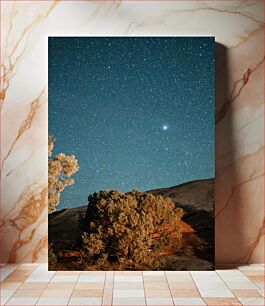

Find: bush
<box><xmin>48</xmin><ymin>135</ymin><xmax>79</xmax><ymax>213</ymax></box>
<box><xmin>48</xmin><ymin>243</ymin><xmax>57</xmax><ymax>270</ymax></box>
<box><xmin>82</xmin><ymin>190</ymin><xmax>184</xmax><ymax>270</ymax></box>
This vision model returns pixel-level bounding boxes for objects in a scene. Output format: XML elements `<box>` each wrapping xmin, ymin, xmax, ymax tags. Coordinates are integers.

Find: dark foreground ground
<box><xmin>49</xmin><ymin>178</ymin><xmax>214</xmax><ymax>270</ymax></box>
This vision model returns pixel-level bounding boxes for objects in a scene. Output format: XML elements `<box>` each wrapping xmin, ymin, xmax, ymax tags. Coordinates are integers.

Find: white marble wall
<box><xmin>0</xmin><ymin>0</ymin><xmax>264</xmax><ymax>263</ymax></box>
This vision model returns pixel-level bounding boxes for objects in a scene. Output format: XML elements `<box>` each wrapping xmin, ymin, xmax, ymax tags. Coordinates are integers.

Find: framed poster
<box><xmin>48</xmin><ymin>37</ymin><xmax>215</xmax><ymax>271</ymax></box>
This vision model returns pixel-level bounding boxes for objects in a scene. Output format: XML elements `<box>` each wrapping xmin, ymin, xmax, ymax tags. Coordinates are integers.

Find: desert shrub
<box><xmin>48</xmin><ymin>135</ymin><xmax>79</xmax><ymax>213</ymax></box>
<box><xmin>82</xmin><ymin>190</ymin><xmax>184</xmax><ymax>270</ymax></box>
<box><xmin>48</xmin><ymin>243</ymin><xmax>57</xmax><ymax>270</ymax></box>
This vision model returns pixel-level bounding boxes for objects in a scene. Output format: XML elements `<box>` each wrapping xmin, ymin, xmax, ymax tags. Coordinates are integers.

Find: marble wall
<box><xmin>0</xmin><ymin>1</ymin><xmax>264</xmax><ymax>263</ymax></box>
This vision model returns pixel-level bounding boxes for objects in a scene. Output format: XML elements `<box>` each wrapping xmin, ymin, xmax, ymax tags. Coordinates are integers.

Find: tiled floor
<box><xmin>0</xmin><ymin>264</ymin><xmax>264</xmax><ymax>305</ymax></box>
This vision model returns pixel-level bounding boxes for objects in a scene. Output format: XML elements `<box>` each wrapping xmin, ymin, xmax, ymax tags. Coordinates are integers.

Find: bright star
<box><xmin>162</xmin><ymin>124</ymin><xmax>169</xmax><ymax>131</ymax></box>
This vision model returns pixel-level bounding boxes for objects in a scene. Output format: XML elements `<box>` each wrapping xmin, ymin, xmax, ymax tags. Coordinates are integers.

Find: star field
<box><xmin>48</xmin><ymin>37</ymin><xmax>215</xmax><ymax>209</ymax></box>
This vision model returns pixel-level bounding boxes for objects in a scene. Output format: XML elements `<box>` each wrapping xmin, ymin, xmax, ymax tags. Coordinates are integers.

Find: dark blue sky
<box><xmin>48</xmin><ymin>37</ymin><xmax>215</xmax><ymax>209</ymax></box>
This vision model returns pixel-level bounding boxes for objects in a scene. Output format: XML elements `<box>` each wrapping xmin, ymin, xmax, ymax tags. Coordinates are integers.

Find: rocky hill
<box><xmin>149</xmin><ymin>178</ymin><xmax>214</xmax><ymax>213</ymax></box>
<box><xmin>149</xmin><ymin>178</ymin><xmax>214</xmax><ymax>241</ymax></box>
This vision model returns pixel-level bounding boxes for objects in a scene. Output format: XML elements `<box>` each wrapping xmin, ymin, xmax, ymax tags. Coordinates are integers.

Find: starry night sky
<box><xmin>48</xmin><ymin>37</ymin><xmax>215</xmax><ymax>209</ymax></box>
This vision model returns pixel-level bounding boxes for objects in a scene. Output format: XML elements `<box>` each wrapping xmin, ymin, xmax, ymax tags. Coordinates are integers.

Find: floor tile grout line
<box><xmin>190</xmin><ymin>270</ymin><xmax>233</xmax><ymax>299</ymax></box>
<box><xmin>2</xmin><ymin>264</ymin><xmax>43</xmax><ymax>305</ymax></box>
<box><xmin>230</xmin><ymin>267</ymin><xmax>251</xmax><ymax>306</ymax></box>
<box><xmin>2</xmin><ymin>287</ymin><xmax>14</xmax><ymax>305</ymax></box>
<box><xmin>189</xmin><ymin>270</ymin><xmax>202</xmax><ymax>297</ymax></box>
<box><xmin>1</xmin><ymin>264</ymin><xmax>37</xmax><ymax>283</ymax></box>
<box><xmin>142</xmin><ymin>270</ymin><xmax>148</xmax><ymax>306</ymax></box>
<box><xmin>34</xmin><ymin>286</ymin><xmax>50</xmax><ymax>306</ymax></box>
<box><xmin>218</xmin><ymin>272</ymin><xmax>257</xmax><ymax>282</ymax></box>
<box><xmin>165</xmin><ymin>270</ymin><xmax>175</xmax><ymax>305</ymax></box>
<box><xmin>110</xmin><ymin>271</ymin><xmax>114</xmax><ymax>306</ymax></box>
<box><xmin>101</xmin><ymin>271</ymin><xmax>107</xmax><ymax>306</ymax></box>
<box><xmin>15</xmin><ymin>265</ymin><xmax>52</xmax><ymax>306</ymax></box>
<box><xmin>67</xmin><ymin>271</ymin><xmax>81</xmax><ymax>305</ymax></box>
<box><xmin>199</xmin><ymin>266</ymin><xmax>250</xmax><ymax>306</ymax></box>
<box><xmin>0</xmin><ymin>265</ymin><xmax>24</xmax><ymax>305</ymax></box>
<box><xmin>111</xmin><ymin>282</ymin><xmax>114</xmax><ymax>305</ymax></box>
<box><xmin>1</xmin><ymin>264</ymin><xmax>265</xmax><ymax>305</ymax></box>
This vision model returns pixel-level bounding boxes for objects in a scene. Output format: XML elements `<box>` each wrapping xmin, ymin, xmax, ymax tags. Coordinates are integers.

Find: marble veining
<box><xmin>0</xmin><ymin>0</ymin><xmax>264</xmax><ymax>263</ymax></box>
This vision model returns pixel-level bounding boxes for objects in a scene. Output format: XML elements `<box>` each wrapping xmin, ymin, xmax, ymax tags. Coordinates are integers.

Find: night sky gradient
<box><xmin>48</xmin><ymin>37</ymin><xmax>215</xmax><ymax>209</ymax></box>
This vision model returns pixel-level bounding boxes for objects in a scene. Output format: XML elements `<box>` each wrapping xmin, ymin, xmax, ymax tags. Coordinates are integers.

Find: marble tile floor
<box><xmin>0</xmin><ymin>264</ymin><xmax>264</xmax><ymax>306</ymax></box>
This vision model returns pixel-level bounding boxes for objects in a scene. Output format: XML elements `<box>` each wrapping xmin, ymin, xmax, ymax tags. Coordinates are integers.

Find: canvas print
<box><xmin>48</xmin><ymin>37</ymin><xmax>215</xmax><ymax>271</ymax></box>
